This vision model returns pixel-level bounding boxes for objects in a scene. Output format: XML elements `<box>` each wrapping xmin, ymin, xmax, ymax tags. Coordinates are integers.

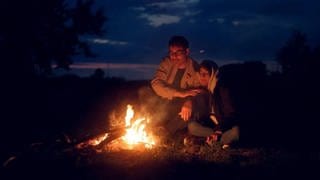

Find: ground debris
<box><xmin>2</xmin><ymin>133</ymin><xmax>319</xmax><ymax>180</ymax></box>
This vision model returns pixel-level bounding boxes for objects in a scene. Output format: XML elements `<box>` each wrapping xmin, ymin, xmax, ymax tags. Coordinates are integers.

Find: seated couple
<box><xmin>161</xmin><ymin>60</ymin><xmax>239</xmax><ymax>149</ymax></box>
<box><xmin>142</xmin><ymin>36</ymin><xmax>239</xmax><ymax>149</ymax></box>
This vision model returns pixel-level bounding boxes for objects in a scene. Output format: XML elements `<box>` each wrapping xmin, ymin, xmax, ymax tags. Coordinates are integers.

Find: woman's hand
<box><xmin>210</xmin><ymin>114</ymin><xmax>219</xmax><ymax>125</ymax></box>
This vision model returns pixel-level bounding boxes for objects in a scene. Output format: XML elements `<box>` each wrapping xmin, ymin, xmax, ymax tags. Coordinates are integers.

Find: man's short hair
<box><xmin>168</xmin><ymin>35</ymin><xmax>189</xmax><ymax>49</ymax></box>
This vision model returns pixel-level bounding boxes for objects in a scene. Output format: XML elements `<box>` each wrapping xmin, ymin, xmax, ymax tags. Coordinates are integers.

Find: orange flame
<box><xmin>122</xmin><ymin>105</ymin><xmax>155</xmax><ymax>149</ymax></box>
<box><xmin>78</xmin><ymin>104</ymin><xmax>156</xmax><ymax>150</ymax></box>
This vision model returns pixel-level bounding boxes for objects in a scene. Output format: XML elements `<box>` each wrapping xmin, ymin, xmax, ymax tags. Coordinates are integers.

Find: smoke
<box><xmin>137</xmin><ymin>86</ymin><xmax>168</xmax><ymax>127</ymax></box>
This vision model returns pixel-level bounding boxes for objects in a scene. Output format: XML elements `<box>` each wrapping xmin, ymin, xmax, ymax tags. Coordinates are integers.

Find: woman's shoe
<box><xmin>206</xmin><ymin>131</ymin><xmax>222</xmax><ymax>146</ymax></box>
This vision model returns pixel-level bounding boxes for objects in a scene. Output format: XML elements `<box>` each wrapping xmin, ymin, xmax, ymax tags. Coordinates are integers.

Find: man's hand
<box><xmin>179</xmin><ymin>100</ymin><xmax>192</xmax><ymax>121</ymax></box>
<box><xmin>174</xmin><ymin>89</ymin><xmax>201</xmax><ymax>98</ymax></box>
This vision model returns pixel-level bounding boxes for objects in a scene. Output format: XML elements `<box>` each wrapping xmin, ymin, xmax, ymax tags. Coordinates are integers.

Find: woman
<box><xmin>187</xmin><ymin>60</ymin><xmax>240</xmax><ymax>149</ymax></box>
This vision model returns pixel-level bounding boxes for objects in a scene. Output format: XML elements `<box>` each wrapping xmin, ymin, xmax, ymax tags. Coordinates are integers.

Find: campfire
<box><xmin>77</xmin><ymin>104</ymin><xmax>156</xmax><ymax>150</ymax></box>
<box><xmin>121</xmin><ymin>105</ymin><xmax>156</xmax><ymax>149</ymax></box>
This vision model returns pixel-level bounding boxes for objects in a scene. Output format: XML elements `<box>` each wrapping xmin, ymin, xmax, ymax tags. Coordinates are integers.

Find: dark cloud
<box><xmin>73</xmin><ymin>0</ymin><xmax>320</xmax><ymax>66</ymax></box>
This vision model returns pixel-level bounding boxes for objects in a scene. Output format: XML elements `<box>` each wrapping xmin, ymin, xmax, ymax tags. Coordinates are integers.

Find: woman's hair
<box><xmin>200</xmin><ymin>60</ymin><xmax>219</xmax><ymax>76</ymax></box>
<box><xmin>200</xmin><ymin>60</ymin><xmax>219</xmax><ymax>93</ymax></box>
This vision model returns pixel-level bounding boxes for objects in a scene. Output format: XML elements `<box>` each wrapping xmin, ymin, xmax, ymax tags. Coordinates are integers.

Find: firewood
<box><xmin>75</xmin><ymin>127</ymin><xmax>126</xmax><ymax>149</ymax></box>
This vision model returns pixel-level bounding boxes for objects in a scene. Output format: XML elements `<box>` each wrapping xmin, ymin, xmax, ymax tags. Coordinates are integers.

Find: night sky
<box><xmin>60</xmin><ymin>0</ymin><xmax>320</xmax><ymax>79</ymax></box>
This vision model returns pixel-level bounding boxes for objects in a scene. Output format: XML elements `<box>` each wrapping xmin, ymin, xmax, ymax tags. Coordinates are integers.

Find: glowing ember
<box><xmin>88</xmin><ymin>133</ymin><xmax>109</xmax><ymax>146</ymax></box>
<box><xmin>76</xmin><ymin>133</ymin><xmax>108</xmax><ymax>149</ymax></box>
<box><xmin>121</xmin><ymin>105</ymin><xmax>155</xmax><ymax>149</ymax></box>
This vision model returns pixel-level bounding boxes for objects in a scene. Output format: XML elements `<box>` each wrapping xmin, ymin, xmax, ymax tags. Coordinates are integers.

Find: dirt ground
<box><xmin>2</xmin><ymin>131</ymin><xmax>319</xmax><ymax>180</ymax></box>
<box><xmin>2</xmin><ymin>78</ymin><xmax>319</xmax><ymax>179</ymax></box>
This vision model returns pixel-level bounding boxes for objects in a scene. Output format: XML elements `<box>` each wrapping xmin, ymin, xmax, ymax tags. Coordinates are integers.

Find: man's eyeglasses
<box><xmin>199</xmin><ymin>72</ymin><xmax>210</xmax><ymax>77</ymax></box>
<box><xmin>169</xmin><ymin>50</ymin><xmax>186</xmax><ymax>56</ymax></box>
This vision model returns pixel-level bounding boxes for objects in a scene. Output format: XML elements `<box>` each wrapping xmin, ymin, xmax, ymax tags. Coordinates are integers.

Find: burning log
<box><xmin>96</xmin><ymin>128</ymin><xmax>126</xmax><ymax>148</ymax></box>
<box><xmin>75</xmin><ymin>127</ymin><xmax>126</xmax><ymax>149</ymax></box>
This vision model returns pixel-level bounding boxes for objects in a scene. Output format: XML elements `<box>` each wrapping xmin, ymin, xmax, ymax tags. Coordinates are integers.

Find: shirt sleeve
<box><xmin>151</xmin><ymin>58</ymin><xmax>177</xmax><ymax>100</ymax></box>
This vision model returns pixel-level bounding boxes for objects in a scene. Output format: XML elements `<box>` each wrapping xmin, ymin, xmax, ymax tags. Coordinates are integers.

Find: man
<box><xmin>148</xmin><ymin>35</ymin><xmax>201</xmax><ymax>135</ymax></box>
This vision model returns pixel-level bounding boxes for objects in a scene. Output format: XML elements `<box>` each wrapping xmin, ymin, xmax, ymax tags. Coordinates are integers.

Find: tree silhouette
<box><xmin>0</xmin><ymin>0</ymin><xmax>106</xmax><ymax>77</ymax></box>
<box><xmin>91</xmin><ymin>68</ymin><xmax>105</xmax><ymax>79</ymax></box>
<box><xmin>276</xmin><ymin>30</ymin><xmax>311</xmax><ymax>77</ymax></box>
<box><xmin>312</xmin><ymin>45</ymin><xmax>320</xmax><ymax>60</ymax></box>
<box><xmin>310</xmin><ymin>45</ymin><xmax>320</xmax><ymax>76</ymax></box>
<box><xmin>274</xmin><ymin>30</ymin><xmax>320</xmax><ymax>147</ymax></box>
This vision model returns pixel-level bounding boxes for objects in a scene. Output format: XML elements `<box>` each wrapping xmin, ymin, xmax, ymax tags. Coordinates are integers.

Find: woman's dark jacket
<box><xmin>192</xmin><ymin>83</ymin><xmax>238</xmax><ymax>132</ymax></box>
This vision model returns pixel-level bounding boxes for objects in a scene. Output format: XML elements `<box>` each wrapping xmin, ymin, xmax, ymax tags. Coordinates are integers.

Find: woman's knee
<box><xmin>221</xmin><ymin>126</ymin><xmax>240</xmax><ymax>145</ymax></box>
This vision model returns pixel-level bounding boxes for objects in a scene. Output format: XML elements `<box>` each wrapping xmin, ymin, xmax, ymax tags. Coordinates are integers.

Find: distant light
<box><xmin>200</xmin><ymin>49</ymin><xmax>205</xmax><ymax>54</ymax></box>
